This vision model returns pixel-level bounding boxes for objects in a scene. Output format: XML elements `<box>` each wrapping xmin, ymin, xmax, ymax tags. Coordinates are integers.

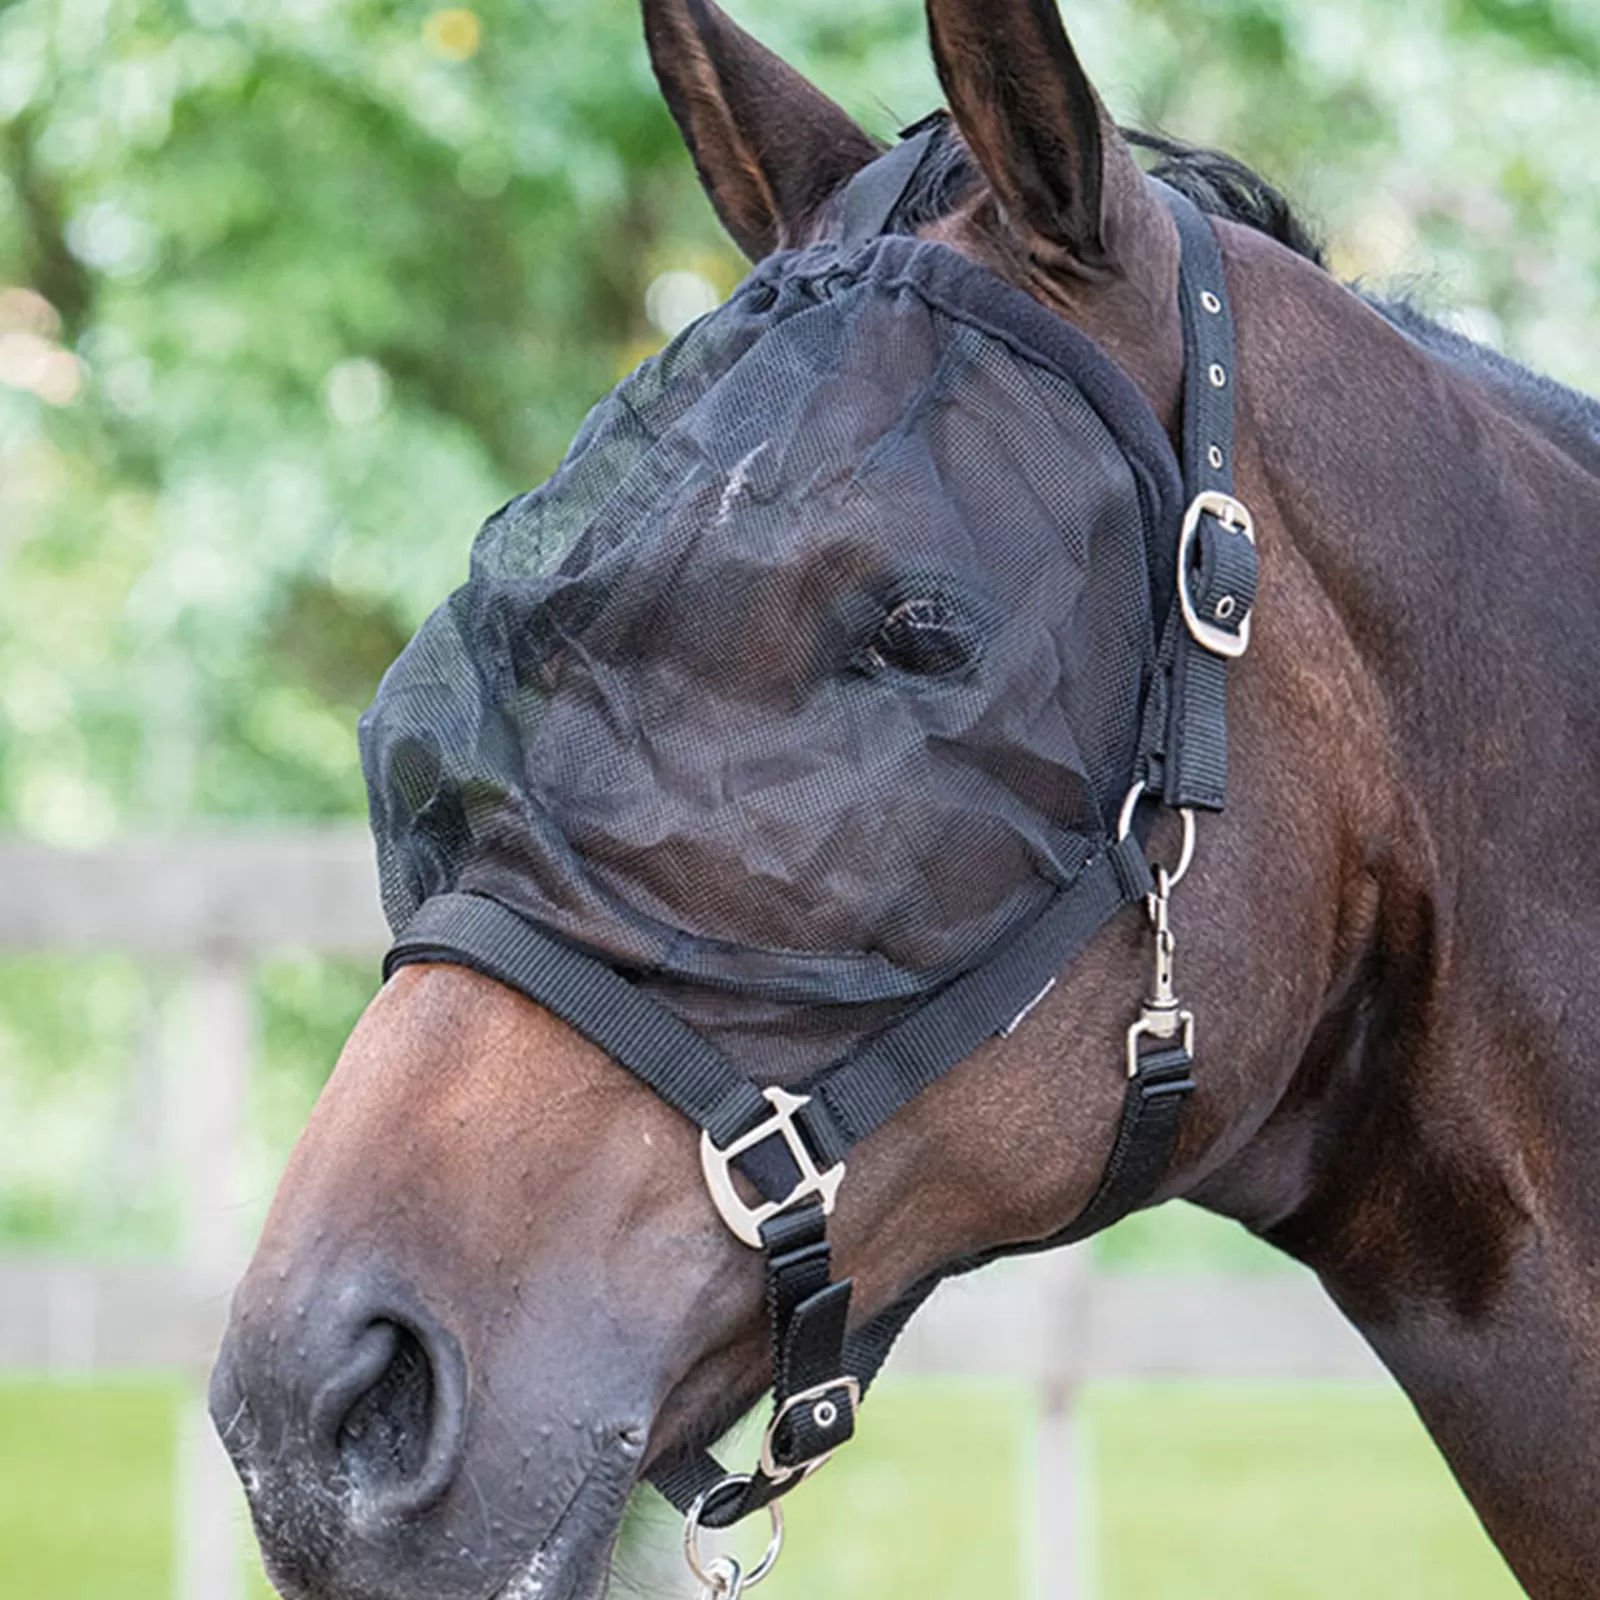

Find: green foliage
<box><xmin>0</xmin><ymin>0</ymin><xmax>1595</xmax><ymax>842</ymax></box>
<box><xmin>0</xmin><ymin>954</ymin><xmax>171</xmax><ymax>1250</ymax></box>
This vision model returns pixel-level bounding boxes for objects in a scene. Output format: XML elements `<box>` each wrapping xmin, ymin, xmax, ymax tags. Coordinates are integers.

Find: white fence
<box><xmin>0</xmin><ymin>833</ymin><xmax>1380</xmax><ymax>1600</ymax></box>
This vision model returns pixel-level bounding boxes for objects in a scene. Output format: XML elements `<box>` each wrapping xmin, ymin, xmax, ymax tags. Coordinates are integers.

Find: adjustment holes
<box><xmin>812</xmin><ymin>1400</ymin><xmax>838</xmax><ymax>1430</ymax></box>
<box><xmin>1209</xmin><ymin>364</ymin><xmax>1229</xmax><ymax>389</ymax></box>
<box><xmin>1214</xmin><ymin>595</ymin><xmax>1238</xmax><ymax>622</ymax></box>
<box><xmin>1201</xmin><ymin>291</ymin><xmax>1224</xmax><ymax>315</ymax></box>
<box><xmin>1208</xmin><ymin>445</ymin><xmax>1225</xmax><ymax>471</ymax></box>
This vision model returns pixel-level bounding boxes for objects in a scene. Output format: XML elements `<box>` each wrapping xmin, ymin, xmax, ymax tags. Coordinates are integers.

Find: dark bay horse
<box><xmin>210</xmin><ymin>2</ymin><xmax>1600</xmax><ymax>1597</ymax></box>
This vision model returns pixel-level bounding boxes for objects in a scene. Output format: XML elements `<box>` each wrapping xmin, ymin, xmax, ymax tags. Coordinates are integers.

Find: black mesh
<box><xmin>361</xmin><ymin>236</ymin><xmax>1182</xmax><ymax>1074</ymax></box>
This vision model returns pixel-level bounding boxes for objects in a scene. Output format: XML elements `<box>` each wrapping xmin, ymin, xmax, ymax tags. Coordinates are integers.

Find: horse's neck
<box><xmin>1211</xmin><ymin>243</ymin><xmax>1600</xmax><ymax>1593</ymax></box>
<box><xmin>1371</xmin><ymin>295</ymin><xmax>1600</xmax><ymax>481</ymax></box>
<box><xmin>1217</xmin><ymin>226</ymin><xmax>1600</xmax><ymax>1244</ymax></box>
<box><xmin>1240</xmin><ymin>243</ymin><xmax>1600</xmax><ymax>841</ymax></box>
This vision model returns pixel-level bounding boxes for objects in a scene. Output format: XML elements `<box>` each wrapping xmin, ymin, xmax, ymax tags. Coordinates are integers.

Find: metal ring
<box><xmin>684</xmin><ymin>1480</ymin><xmax>784</xmax><ymax>1592</ymax></box>
<box><xmin>1116</xmin><ymin>779</ymin><xmax>1148</xmax><ymax>841</ymax></box>
<box><xmin>1116</xmin><ymin>782</ymin><xmax>1197</xmax><ymax>891</ymax></box>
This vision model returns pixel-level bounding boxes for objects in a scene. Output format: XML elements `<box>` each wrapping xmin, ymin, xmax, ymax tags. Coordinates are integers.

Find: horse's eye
<box><xmin>866</xmin><ymin>595</ymin><xmax>982</xmax><ymax>676</ymax></box>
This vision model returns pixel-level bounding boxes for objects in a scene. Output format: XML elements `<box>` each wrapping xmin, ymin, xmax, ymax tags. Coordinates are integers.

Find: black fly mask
<box><xmin>364</xmin><ymin>139</ymin><xmax>1258</xmax><ymax>1548</ymax></box>
<box><xmin>363</xmin><ymin>236</ymin><xmax>1181</xmax><ymax>1070</ymax></box>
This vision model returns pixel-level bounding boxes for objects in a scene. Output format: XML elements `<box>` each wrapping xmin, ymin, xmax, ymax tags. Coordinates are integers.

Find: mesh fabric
<box><xmin>361</xmin><ymin>236</ymin><xmax>1182</xmax><ymax>1073</ymax></box>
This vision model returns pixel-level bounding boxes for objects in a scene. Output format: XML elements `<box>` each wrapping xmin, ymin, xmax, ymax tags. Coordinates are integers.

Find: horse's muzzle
<box><xmin>209</xmin><ymin>1259</ymin><xmax>642</xmax><ymax>1600</ymax></box>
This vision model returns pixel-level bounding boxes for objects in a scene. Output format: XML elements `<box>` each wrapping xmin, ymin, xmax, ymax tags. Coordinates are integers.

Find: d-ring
<box><xmin>1116</xmin><ymin>781</ymin><xmax>1196</xmax><ymax>891</ymax></box>
<box><xmin>684</xmin><ymin>1479</ymin><xmax>785</xmax><ymax>1592</ymax></box>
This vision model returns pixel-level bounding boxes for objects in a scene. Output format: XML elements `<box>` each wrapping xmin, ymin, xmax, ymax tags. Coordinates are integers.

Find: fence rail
<box><xmin>0</xmin><ymin>832</ymin><xmax>1382</xmax><ymax>1600</ymax></box>
<box><xmin>0</xmin><ymin>1255</ymin><xmax>1383</xmax><ymax>1384</ymax></box>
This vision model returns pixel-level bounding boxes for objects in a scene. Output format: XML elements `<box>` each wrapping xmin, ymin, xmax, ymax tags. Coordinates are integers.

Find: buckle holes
<box><xmin>1207</xmin><ymin>445</ymin><xmax>1225</xmax><ymax>470</ymax></box>
<box><xmin>812</xmin><ymin>1400</ymin><xmax>839</xmax><ymax>1430</ymax></box>
<box><xmin>1214</xmin><ymin>595</ymin><xmax>1238</xmax><ymax>622</ymax></box>
<box><xmin>1201</xmin><ymin>291</ymin><xmax>1223</xmax><ymax>315</ymax></box>
<box><xmin>1209</xmin><ymin>364</ymin><xmax>1228</xmax><ymax>389</ymax></box>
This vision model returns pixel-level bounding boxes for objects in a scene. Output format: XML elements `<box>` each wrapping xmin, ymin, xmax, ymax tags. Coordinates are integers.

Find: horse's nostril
<box><xmin>336</xmin><ymin>1321</ymin><xmax>434</xmax><ymax>1487</ymax></box>
<box><xmin>300</xmin><ymin>1303</ymin><xmax>470</xmax><ymax>1520</ymax></box>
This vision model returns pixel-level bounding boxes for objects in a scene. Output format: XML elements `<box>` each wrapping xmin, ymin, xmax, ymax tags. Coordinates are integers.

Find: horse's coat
<box><xmin>211</xmin><ymin>2</ymin><xmax>1600</xmax><ymax>1597</ymax></box>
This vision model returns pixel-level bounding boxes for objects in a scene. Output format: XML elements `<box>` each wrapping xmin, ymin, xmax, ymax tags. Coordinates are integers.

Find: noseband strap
<box><xmin>383</xmin><ymin>170</ymin><xmax>1256</xmax><ymax>1531</ymax></box>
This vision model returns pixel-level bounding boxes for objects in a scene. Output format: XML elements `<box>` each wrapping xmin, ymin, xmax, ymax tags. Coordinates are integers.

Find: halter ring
<box><xmin>1117</xmin><ymin>782</ymin><xmax>1196</xmax><ymax>892</ymax></box>
<box><xmin>684</xmin><ymin>1480</ymin><xmax>784</xmax><ymax>1592</ymax></box>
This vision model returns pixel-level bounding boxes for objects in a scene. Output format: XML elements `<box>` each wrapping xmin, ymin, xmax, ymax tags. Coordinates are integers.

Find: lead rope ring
<box><xmin>684</xmin><ymin>1481</ymin><xmax>785</xmax><ymax>1599</ymax></box>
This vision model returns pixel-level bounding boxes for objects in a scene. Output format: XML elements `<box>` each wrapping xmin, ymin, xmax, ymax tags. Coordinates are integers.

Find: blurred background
<box><xmin>0</xmin><ymin>0</ymin><xmax>1595</xmax><ymax>1595</ymax></box>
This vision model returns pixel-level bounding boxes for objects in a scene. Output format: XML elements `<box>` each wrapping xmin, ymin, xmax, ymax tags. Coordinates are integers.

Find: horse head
<box><xmin>211</xmin><ymin>2</ymin><xmax>1600</xmax><ymax>1597</ymax></box>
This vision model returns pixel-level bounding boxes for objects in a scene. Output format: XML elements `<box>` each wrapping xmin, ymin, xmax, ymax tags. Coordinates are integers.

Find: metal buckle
<box><xmin>1178</xmin><ymin>490</ymin><xmax>1256</xmax><ymax>658</ymax></box>
<box><xmin>1127</xmin><ymin>1006</ymin><xmax>1196</xmax><ymax>1078</ymax></box>
<box><xmin>758</xmin><ymin>1377</ymin><xmax>862</xmax><ymax>1483</ymax></box>
<box><xmin>699</xmin><ymin>1087</ymin><xmax>845</xmax><ymax>1250</ymax></box>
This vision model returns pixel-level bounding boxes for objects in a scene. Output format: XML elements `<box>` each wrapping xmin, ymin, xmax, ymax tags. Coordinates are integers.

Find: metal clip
<box><xmin>697</xmin><ymin>1556</ymin><xmax>744</xmax><ymax>1600</ymax></box>
<box><xmin>1126</xmin><ymin>866</ymin><xmax>1195</xmax><ymax>1077</ymax></box>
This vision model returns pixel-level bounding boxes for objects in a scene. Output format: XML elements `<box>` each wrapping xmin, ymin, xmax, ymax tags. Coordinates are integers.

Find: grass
<box><xmin>0</xmin><ymin>1377</ymin><xmax>1522</xmax><ymax>1599</ymax></box>
<box><xmin>0</xmin><ymin>1378</ymin><xmax>182</xmax><ymax>1599</ymax></box>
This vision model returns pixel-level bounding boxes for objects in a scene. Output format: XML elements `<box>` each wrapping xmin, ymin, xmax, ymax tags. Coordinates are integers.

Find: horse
<box><xmin>207</xmin><ymin>2</ymin><xmax>1600</xmax><ymax>1597</ymax></box>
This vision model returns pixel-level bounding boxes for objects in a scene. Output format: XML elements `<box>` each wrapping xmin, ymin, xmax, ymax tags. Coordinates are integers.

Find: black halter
<box><xmin>385</xmin><ymin>134</ymin><xmax>1258</xmax><ymax>1534</ymax></box>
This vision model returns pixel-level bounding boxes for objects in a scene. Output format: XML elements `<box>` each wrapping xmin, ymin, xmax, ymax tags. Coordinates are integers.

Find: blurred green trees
<box><xmin>0</xmin><ymin>0</ymin><xmax>1596</xmax><ymax>844</ymax></box>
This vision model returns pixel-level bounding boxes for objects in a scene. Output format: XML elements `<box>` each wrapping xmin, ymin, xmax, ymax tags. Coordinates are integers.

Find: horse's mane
<box><xmin>888</xmin><ymin>115</ymin><xmax>1330</xmax><ymax>265</ymax></box>
<box><xmin>1121</xmin><ymin>129</ymin><xmax>1329</xmax><ymax>269</ymax></box>
<box><xmin>892</xmin><ymin>117</ymin><xmax>1600</xmax><ymax>462</ymax></box>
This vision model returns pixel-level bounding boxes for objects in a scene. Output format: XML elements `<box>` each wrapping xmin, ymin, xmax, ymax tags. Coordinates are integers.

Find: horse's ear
<box><xmin>643</xmin><ymin>0</ymin><xmax>882</xmax><ymax>261</ymax></box>
<box><xmin>925</xmin><ymin>0</ymin><xmax>1155</xmax><ymax>276</ymax></box>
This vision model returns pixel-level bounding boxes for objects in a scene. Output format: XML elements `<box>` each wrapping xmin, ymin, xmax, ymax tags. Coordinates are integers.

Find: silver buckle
<box><xmin>699</xmin><ymin>1087</ymin><xmax>845</xmax><ymax>1249</ymax></box>
<box><xmin>758</xmin><ymin>1377</ymin><xmax>862</xmax><ymax>1483</ymax></box>
<box><xmin>1178</xmin><ymin>491</ymin><xmax>1256</xmax><ymax>658</ymax></box>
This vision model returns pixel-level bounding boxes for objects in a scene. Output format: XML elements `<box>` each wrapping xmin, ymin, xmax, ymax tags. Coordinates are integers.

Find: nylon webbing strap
<box><xmin>1155</xmin><ymin>187</ymin><xmax>1259</xmax><ymax>811</ymax></box>
<box><xmin>384</xmin><ymin>895</ymin><xmax>769</xmax><ymax>1147</ymax></box>
<box><xmin>800</xmin><ymin>837</ymin><xmax>1152</xmax><ymax>1163</ymax></box>
<box><xmin>652</xmin><ymin>1202</ymin><xmax>859</xmax><ymax>1527</ymax></box>
<box><xmin>832</xmin><ymin>1039</ymin><xmax>1196</xmax><ymax>1397</ymax></box>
